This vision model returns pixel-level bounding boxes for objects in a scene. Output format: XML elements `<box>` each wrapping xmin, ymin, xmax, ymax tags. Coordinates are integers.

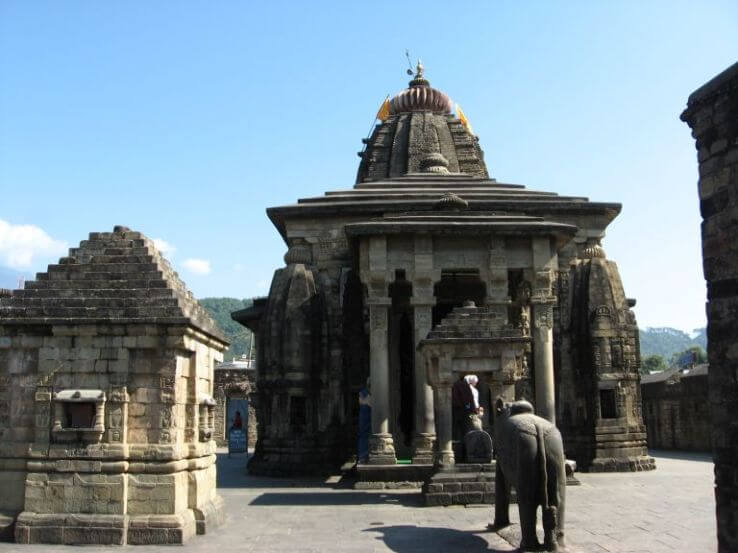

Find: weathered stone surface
<box><xmin>236</xmin><ymin>67</ymin><xmax>647</xmax><ymax>481</ymax></box>
<box><xmin>681</xmin><ymin>61</ymin><xmax>738</xmax><ymax>553</ymax></box>
<box><xmin>559</xmin><ymin>257</ymin><xmax>654</xmax><ymax>471</ymax></box>
<box><xmin>0</xmin><ymin>226</ymin><xmax>228</xmax><ymax>545</ymax></box>
<box><xmin>464</xmin><ymin>429</ymin><xmax>493</xmax><ymax>463</ymax></box>
<box><xmin>423</xmin><ymin>462</ymin><xmax>512</xmax><ymax>506</ymax></box>
<box><xmin>641</xmin><ymin>364</ymin><xmax>710</xmax><ymax>451</ymax></box>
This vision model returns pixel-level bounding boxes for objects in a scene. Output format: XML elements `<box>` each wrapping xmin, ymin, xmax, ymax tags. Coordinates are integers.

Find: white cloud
<box><xmin>0</xmin><ymin>219</ymin><xmax>68</xmax><ymax>269</ymax></box>
<box><xmin>152</xmin><ymin>238</ymin><xmax>176</xmax><ymax>257</ymax></box>
<box><xmin>183</xmin><ymin>258</ymin><xmax>211</xmax><ymax>275</ymax></box>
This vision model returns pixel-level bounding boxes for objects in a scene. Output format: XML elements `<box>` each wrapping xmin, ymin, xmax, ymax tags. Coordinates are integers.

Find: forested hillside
<box><xmin>639</xmin><ymin>327</ymin><xmax>706</xmax><ymax>358</ymax></box>
<box><xmin>199</xmin><ymin>297</ymin><xmax>254</xmax><ymax>361</ymax></box>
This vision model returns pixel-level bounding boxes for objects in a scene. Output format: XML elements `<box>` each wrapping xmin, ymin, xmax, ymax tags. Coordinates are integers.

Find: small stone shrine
<box><xmin>213</xmin><ymin>356</ymin><xmax>257</xmax><ymax>448</ymax></box>
<box><xmin>234</xmin><ymin>62</ymin><xmax>653</xmax><ymax>476</ymax></box>
<box><xmin>0</xmin><ymin>226</ymin><xmax>228</xmax><ymax>545</ymax></box>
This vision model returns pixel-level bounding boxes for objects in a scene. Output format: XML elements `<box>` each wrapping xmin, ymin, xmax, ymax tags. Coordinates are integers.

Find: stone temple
<box><xmin>234</xmin><ymin>63</ymin><xmax>655</xmax><ymax>475</ymax></box>
<box><xmin>0</xmin><ymin>227</ymin><xmax>228</xmax><ymax>544</ymax></box>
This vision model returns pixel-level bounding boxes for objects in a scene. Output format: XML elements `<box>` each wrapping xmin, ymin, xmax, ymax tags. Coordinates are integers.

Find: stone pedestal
<box><xmin>423</xmin><ymin>462</ymin><xmax>506</xmax><ymax>506</ymax></box>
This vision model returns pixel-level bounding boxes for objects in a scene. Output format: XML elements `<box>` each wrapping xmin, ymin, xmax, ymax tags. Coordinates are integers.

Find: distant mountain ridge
<box><xmin>639</xmin><ymin>327</ymin><xmax>707</xmax><ymax>358</ymax></box>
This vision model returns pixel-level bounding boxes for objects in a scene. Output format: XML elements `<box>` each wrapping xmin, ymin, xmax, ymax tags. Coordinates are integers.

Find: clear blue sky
<box><xmin>1</xmin><ymin>2</ymin><xmax>736</xmax><ymax>332</ymax></box>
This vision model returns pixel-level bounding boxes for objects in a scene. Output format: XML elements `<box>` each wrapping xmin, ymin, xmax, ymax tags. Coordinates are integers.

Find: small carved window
<box><xmin>66</xmin><ymin>402</ymin><xmax>96</xmax><ymax>428</ymax></box>
<box><xmin>600</xmin><ymin>389</ymin><xmax>617</xmax><ymax>419</ymax></box>
<box><xmin>52</xmin><ymin>389</ymin><xmax>106</xmax><ymax>443</ymax></box>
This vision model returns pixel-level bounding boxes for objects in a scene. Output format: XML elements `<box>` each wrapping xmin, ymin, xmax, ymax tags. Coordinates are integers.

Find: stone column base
<box><xmin>13</xmin><ymin>510</ymin><xmax>205</xmax><ymax>545</ymax></box>
<box><xmin>411</xmin><ymin>433</ymin><xmax>436</xmax><ymax>464</ymax></box>
<box><xmin>127</xmin><ymin>511</ymin><xmax>197</xmax><ymax>545</ymax></box>
<box><xmin>434</xmin><ymin>449</ymin><xmax>455</xmax><ymax>471</ymax></box>
<box><xmin>368</xmin><ymin>433</ymin><xmax>397</xmax><ymax>465</ymax></box>
<box><xmin>193</xmin><ymin>495</ymin><xmax>226</xmax><ymax>535</ymax></box>
<box><xmin>0</xmin><ymin>511</ymin><xmax>17</xmax><ymax>541</ymax></box>
<box><xmin>587</xmin><ymin>455</ymin><xmax>656</xmax><ymax>472</ymax></box>
<box><xmin>15</xmin><ymin>513</ymin><xmax>128</xmax><ymax>545</ymax></box>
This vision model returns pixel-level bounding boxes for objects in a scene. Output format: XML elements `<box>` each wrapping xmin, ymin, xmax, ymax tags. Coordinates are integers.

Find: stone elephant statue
<box><xmin>491</xmin><ymin>398</ymin><xmax>566</xmax><ymax>552</ymax></box>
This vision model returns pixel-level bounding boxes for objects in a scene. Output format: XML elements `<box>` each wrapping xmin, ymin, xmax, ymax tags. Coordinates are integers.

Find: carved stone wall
<box><xmin>681</xmin><ymin>61</ymin><xmax>738</xmax><ymax>553</ymax></box>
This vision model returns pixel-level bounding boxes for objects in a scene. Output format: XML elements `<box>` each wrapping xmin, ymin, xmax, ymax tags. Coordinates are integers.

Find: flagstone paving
<box><xmin>0</xmin><ymin>449</ymin><xmax>715</xmax><ymax>552</ymax></box>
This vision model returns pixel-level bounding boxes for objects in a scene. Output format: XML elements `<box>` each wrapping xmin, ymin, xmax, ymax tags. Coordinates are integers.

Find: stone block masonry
<box><xmin>681</xmin><ymin>61</ymin><xmax>738</xmax><ymax>553</ymax></box>
<box><xmin>0</xmin><ymin>226</ymin><xmax>229</xmax><ymax>545</ymax></box>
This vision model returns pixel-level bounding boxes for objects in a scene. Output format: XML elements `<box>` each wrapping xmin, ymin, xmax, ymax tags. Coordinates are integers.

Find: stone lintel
<box><xmin>366</xmin><ymin>296</ymin><xmax>392</xmax><ymax>306</ymax></box>
<box><xmin>409</xmin><ymin>296</ymin><xmax>436</xmax><ymax>307</ymax></box>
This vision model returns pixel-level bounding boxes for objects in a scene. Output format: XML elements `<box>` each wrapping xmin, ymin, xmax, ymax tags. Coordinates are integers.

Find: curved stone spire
<box><xmin>357</xmin><ymin>63</ymin><xmax>488</xmax><ymax>184</ymax></box>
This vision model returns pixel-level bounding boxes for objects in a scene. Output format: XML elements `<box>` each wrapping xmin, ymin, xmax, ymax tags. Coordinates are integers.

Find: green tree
<box><xmin>641</xmin><ymin>354</ymin><xmax>667</xmax><ymax>374</ymax></box>
<box><xmin>669</xmin><ymin>346</ymin><xmax>707</xmax><ymax>368</ymax></box>
<box><xmin>198</xmin><ymin>297</ymin><xmax>255</xmax><ymax>361</ymax></box>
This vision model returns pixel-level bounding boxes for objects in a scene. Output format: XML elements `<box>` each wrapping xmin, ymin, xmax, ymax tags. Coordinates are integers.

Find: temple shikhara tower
<box><xmin>234</xmin><ymin>63</ymin><xmax>654</xmax><ymax>475</ymax></box>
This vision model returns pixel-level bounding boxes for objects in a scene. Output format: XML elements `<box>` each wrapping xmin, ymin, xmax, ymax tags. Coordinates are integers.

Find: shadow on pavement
<box><xmin>364</xmin><ymin>525</ymin><xmax>508</xmax><ymax>553</ymax></box>
<box><xmin>649</xmin><ymin>449</ymin><xmax>712</xmax><ymax>462</ymax></box>
<box><xmin>249</xmin><ymin>491</ymin><xmax>423</xmax><ymax>507</ymax></box>
<box><xmin>216</xmin><ymin>453</ymin><xmax>360</xmax><ymax>489</ymax></box>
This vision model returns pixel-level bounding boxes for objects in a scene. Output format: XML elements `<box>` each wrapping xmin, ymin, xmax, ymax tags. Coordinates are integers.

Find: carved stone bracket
<box><xmin>533</xmin><ymin>304</ymin><xmax>555</xmax><ymax>330</ymax></box>
<box><xmin>284</xmin><ymin>239</ymin><xmax>313</xmax><ymax>265</ymax></box>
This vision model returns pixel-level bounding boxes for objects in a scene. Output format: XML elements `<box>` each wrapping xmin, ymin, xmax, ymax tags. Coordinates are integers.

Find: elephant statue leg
<box><xmin>543</xmin><ymin>443</ymin><xmax>566</xmax><ymax>551</ymax></box>
<box><xmin>552</xmin><ymin>462</ymin><xmax>566</xmax><ymax>550</ymax></box>
<box><xmin>491</xmin><ymin>462</ymin><xmax>510</xmax><ymax>529</ymax></box>
<box><xmin>542</xmin><ymin>505</ymin><xmax>557</xmax><ymax>551</ymax></box>
<box><xmin>518</xmin><ymin>500</ymin><xmax>540</xmax><ymax>551</ymax></box>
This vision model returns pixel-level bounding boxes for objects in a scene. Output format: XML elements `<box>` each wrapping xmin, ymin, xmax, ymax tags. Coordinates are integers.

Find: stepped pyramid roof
<box><xmin>423</xmin><ymin>301</ymin><xmax>528</xmax><ymax>343</ymax></box>
<box><xmin>0</xmin><ymin>225</ymin><xmax>227</xmax><ymax>343</ymax></box>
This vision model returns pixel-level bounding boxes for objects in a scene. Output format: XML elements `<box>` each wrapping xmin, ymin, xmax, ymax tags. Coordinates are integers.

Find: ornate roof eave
<box><xmin>266</xmin><ymin>198</ymin><xmax>621</xmax><ymax>242</ymax></box>
<box><xmin>343</xmin><ymin>215</ymin><xmax>579</xmax><ymax>251</ymax></box>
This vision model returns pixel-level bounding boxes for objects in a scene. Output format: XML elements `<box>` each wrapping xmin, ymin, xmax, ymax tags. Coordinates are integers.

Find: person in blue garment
<box><xmin>358</xmin><ymin>378</ymin><xmax>371</xmax><ymax>463</ymax></box>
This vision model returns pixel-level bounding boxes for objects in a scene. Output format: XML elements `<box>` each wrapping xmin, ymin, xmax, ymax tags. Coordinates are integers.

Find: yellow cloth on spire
<box><xmin>456</xmin><ymin>103</ymin><xmax>474</xmax><ymax>135</ymax></box>
<box><xmin>376</xmin><ymin>97</ymin><xmax>391</xmax><ymax>122</ymax></box>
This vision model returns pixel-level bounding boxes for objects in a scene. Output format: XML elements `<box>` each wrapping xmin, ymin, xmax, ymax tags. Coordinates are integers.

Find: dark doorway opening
<box><xmin>432</xmin><ymin>269</ymin><xmax>486</xmax><ymax>326</ymax></box>
<box><xmin>600</xmin><ymin>389</ymin><xmax>617</xmax><ymax>419</ymax></box>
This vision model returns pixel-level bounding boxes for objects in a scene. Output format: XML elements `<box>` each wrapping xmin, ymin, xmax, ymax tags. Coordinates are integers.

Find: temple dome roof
<box><xmin>357</xmin><ymin>62</ymin><xmax>488</xmax><ymax>184</ymax></box>
<box><xmin>389</xmin><ymin>61</ymin><xmax>453</xmax><ymax>115</ymax></box>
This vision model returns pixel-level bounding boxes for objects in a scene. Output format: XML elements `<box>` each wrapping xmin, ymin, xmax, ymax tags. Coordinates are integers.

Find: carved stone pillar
<box><xmin>367</xmin><ymin>298</ymin><xmax>396</xmax><ymax>464</ymax></box>
<box><xmin>532</xmin><ymin>301</ymin><xmax>556</xmax><ymax>423</ymax></box>
<box><xmin>433</xmin><ymin>380</ymin><xmax>454</xmax><ymax>469</ymax></box>
<box><xmin>411</xmin><ymin>298</ymin><xmax>435</xmax><ymax>463</ymax></box>
<box><xmin>485</xmin><ymin>236</ymin><xmax>510</xmax><ymax>326</ymax></box>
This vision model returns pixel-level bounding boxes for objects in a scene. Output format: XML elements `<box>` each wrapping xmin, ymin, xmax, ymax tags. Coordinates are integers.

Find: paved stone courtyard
<box><xmin>0</xmin><ymin>449</ymin><xmax>715</xmax><ymax>552</ymax></box>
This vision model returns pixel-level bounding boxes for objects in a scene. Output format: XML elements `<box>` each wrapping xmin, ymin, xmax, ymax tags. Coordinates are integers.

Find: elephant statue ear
<box><xmin>495</xmin><ymin>397</ymin><xmax>505</xmax><ymax>415</ymax></box>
